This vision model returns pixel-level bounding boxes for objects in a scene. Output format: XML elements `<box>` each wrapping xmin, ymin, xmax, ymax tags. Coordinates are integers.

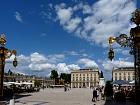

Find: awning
<box><xmin>113</xmin><ymin>80</ymin><xmax>129</xmax><ymax>85</ymax></box>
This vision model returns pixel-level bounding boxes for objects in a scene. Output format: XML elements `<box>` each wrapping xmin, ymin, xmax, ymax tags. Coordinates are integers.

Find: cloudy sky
<box><xmin>0</xmin><ymin>0</ymin><xmax>138</xmax><ymax>80</ymax></box>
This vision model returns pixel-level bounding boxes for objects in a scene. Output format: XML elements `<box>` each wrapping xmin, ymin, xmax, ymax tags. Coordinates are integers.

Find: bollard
<box><xmin>9</xmin><ymin>99</ymin><xmax>15</xmax><ymax>105</ymax></box>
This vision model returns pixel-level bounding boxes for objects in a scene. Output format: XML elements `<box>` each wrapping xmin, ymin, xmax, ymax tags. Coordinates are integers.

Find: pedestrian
<box><xmin>92</xmin><ymin>88</ymin><xmax>97</xmax><ymax>102</ymax></box>
<box><xmin>64</xmin><ymin>84</ymin><xmax>67</xmax><ymax>92</ymax></box>
<box><xmin>96</xmin><ymin>88</ymin><xmax>100</xmax><ymax>101</ymax></box>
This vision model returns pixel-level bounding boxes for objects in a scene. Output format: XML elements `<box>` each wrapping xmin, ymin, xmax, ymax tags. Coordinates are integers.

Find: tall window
<box><xmin>124</xmin><ymin>76</ymin><xmax>126</xmax><ymax>80</ymax></box>
<box><xmin>119</xmin><ymin>76</ymin><xmax>121</xmax><ymax>80</ymax></box>
<box><xmin>128</xmin><ymin>76</ymin><xmax>130</xmax><ymax>81</ymax></box>
<box><xmin>115</xmin><ymin>76</ymin><xmax>117</xmax><ymax>80</ymax></box>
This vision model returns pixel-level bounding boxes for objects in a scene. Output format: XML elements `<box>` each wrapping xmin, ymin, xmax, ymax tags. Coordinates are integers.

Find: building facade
<box><xmin>71</xmin><ymin>68</ymin><xmax>100</xmax><ymax>88</ymax></box>
<box><xmin>112</xmin><ymin>67</ymin><xmax>135</xmax><ymax>81</ymax></box>
<box><xmin>4</xmin><ymin>75</ymin><xmax>55</xmax><ymax>87</ymax></box>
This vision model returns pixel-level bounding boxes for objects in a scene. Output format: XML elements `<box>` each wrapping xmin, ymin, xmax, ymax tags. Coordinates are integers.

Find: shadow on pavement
<box><xmin>104</xmin><ymin>100</ymin><xmax>136</xmax><ymax>105</ymax></box>
<box><xmin>15</xmin><ymin>100</ymin><xmax>50</xmax><ymax>105</ymax></box>
<box><xmin>15</xmin><ymin>94</ymin><xmax>32</xmax><ymax>99</ymax></box>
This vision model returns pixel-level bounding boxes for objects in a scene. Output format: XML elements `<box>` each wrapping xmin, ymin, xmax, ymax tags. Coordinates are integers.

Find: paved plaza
<box><xmin>14</xmin><ymin>88</ymin><xmax>104</xmax><ymax>105</ymax></box>
<box><xmin>7</xmin><ymin>88</ymin><xmax>135</xmax><ymax>105</ymax></box>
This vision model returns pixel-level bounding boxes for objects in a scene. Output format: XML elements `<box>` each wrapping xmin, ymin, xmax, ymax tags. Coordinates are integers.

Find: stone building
<box><xmin>4</xmin><ymin>75</ymin><xmax>55</xmax><ymax>87</ymax></box>
<box><xmin>112</xmin><ymin>67</ymin><xmax>135</xmax><ymax>81</ymax></box>
<box><xmin>71</xmin><ymin>68</ymin><xmax>100</xmax><ymax>88</ymax></box>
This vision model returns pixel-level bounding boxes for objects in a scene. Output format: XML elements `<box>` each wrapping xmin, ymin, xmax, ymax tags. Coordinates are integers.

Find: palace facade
<box><xmin>71</xmin><ymin>68</ymin><xmax>100</xmax><ymax>88</ymax></box>
<box><xmin>112</xmin><ymin>67</ymin><xmax>135</xmax><ymax>81</ymax></box>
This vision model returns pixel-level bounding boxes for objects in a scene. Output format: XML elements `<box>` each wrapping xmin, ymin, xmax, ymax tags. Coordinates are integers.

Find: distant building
<box><xmin>112</xmin><ymin>67</ymin><xmax>135</xmax><ymax>82</ymax></box>
<box><xmin>71</xmin><ymin>68</ymin><xmax>100</xmax><ymax>88</ymax></box>
<box><xmin>4</xmin><ymin>74</ymin><xmax>55</xmax><ymax>87</ymax></box>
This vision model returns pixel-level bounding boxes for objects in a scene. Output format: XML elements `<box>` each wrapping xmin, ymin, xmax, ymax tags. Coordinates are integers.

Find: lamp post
<box><xmin>108</xmin><ymin>9</ymin><xmax>140</xmax><ymax>104</ymax></box>
<box><xmin>0</xmin><ymin>34</ymin><xmax>17</xmax><ymax>100</ymax></box>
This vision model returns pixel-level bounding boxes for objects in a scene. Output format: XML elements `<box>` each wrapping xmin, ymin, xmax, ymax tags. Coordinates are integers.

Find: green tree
<box><xmin>50</xmin><ymin>70</ymin><xmax>58</xmax><ymax>85</ymax></box>
<box><xmin>34</xmin><ymin>80</ymin><xmax>41</xmax><ymax>87</ymax></box>
<box><xmin>60</xmin><ymin>73</ymin><xmax>71</xmax><ymax>83</ymax></box>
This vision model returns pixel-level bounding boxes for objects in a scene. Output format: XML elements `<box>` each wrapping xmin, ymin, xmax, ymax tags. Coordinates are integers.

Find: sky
<box><xmin>0</xmin><ymin>0</ymin><xmax>138</xmax><ymax>80</ymax></box>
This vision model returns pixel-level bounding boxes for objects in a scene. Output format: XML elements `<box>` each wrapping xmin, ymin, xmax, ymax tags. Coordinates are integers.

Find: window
<box><xmin>128</xmin><ymin>76</ymin><xmax>130</xmax><ymax>81</ymax></box>
<box><xmin>73</xmin><ymin>78</ymin><xmax>75</xmax><ymax>81</ymax></box>
<box><xmin>133</xmin><ymin>76</ymin><xmax>135</xmax><ymax>80</ymax></box>
<box><xmin>124</xmin><ymin>76</ymin><xmax>126</xmax><ymax>80</ymax></box>
<box><xmin>115</xmin><ymin>76</ymin><xmax>117</xmax><ymax>80</ymax></box>
<box><xmin>119</xmin><ymin>76</ymin><xmax>121</xmax><ymax>80</ymax></box>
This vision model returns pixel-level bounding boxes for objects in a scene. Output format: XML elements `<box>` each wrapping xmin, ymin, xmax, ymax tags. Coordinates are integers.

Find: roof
<box><xmin>113</xmin><ymin>67</ymin><xmax>134</xmax><ymax>72</ymax></box>
<box><xmin>71</xmin><ymin>68</ymin><xmax>99</xmax><ymax>73</ymax></box>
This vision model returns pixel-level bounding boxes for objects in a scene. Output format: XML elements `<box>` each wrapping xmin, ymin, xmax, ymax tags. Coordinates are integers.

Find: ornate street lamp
<box><xmin>108</xmin><ymin>9</ymin><xmax>140</xmax><ymax>104</ymax></box>
<box><xmin>108</xmin><ymin>48</ymin><xmax>114</xmax><ymax>61</ymax></box>
<box><xmin>0</xmin><ymin>34</ymin><xmax>17</xmax><ymax>99</ymax></box>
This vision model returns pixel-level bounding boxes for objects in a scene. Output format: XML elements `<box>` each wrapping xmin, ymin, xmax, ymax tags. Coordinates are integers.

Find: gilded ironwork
<box><xmin>107</xmin><ymin>9</ymin><xmax>140</xmax><ymax>104</ymax></box>
<box><xmin>0</xmin><ymin>34</ymin><xmax>6</xmax><ymax>46</ymax></box>
<box><xmin>131</xmin><ymin>9</ymin><xmax>140</xmax><ymax>26</ymax></box>
<box><xmin>0</xmin><ymin>34</ymin><xmax>17</xmax><ymax>97</ymax></box>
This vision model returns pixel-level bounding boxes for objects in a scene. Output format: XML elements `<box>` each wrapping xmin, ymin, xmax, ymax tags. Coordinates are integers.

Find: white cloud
<box><xmin>29</xmin><ymin>63</ymin><xmax>55</xmax><ymax>71</ymax></box>
<box><xmin>77</xmin><ymin>58</ymin><xmax>98</xmax><ymax>68</ymax></box>
<box><xmin>56</xmin><ymin>63</ymin><xmax>80</xmax><ymax>74</ymax></box>
<box><xmin>14</xmin><ymin>11</ymin><xmax>23</xmax><ymax>23</ymax></box>
<box><xmin>55</xmin><ymin>6</ymin><xmax>73</xmax><ymax>25</ymax></box>
<box><xmin>65</xmin><ymin>51</ymin><xmax>88</xmax><ymax>57</ymax></box>
<box><xmin>102</xmin><ymin>59</ymin><xmax>134</xmax><ymax>70</ymax></box>
<box><xmin>5</xmin><ymin>52</ymin><xmax>81</xmax><ymax>76</ymax></box>
<box><xmin>47</xmin><ymin>54</ymin><xmax>65</xmax><ymax>63</ymax></box>
<box><xmin>54</xmin><ymin>0</ymin><xmax>136</xmax><ymax>47</ymax></box>
<box><xmin>40</xmin><ymin>33</ymin><xmax>47</xmax><ymax>37</ymax></box>
<box><xmin>65</xmin><ymin>17</ymin><xmax>81</xmax><ymax>32</ymax></box>
<box><xmin>30</xmin><ymin>52</ymin><xmax>47</xmax><ymax>63</ymax></box>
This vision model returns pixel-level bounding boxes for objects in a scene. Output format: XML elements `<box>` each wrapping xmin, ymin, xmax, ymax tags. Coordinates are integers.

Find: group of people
<box><xmin>92</xmin><ymin>86</ymin><xmax>105</xmax><ymax>102</ymax></box>
<box><xmin>113</xmin><ymin>85</ymin><xmax>135</xmax><ymax>102</ymax></box>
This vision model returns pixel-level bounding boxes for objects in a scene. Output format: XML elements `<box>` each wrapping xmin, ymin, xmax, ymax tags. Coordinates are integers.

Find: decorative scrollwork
<box><xmin>131</xmin><ymin>9</ymin><xmax>140</xmax><ymax>26</ymax></box>
<box><xmin>116</xmin><ymin>34</ymin><xmax>129</xmax><ymax>47</ymax></box>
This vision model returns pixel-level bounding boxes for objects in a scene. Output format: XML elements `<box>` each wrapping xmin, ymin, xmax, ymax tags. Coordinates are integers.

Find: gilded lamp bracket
<box><xmin>0</xmin><ymin>34</ymin><xmax>17</xmax><ymax>67</ymax></box>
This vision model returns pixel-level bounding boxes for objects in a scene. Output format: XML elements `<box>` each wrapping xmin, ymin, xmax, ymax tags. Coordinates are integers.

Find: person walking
<box><xmin>96</xmin><ymin>88</ymin><xmax>100</xmax><ymax>101</ymax></box>
<box><xmin>92</xmin><ymin>88</ymin><xmax>97</xmax><ymax>102</ymax></box>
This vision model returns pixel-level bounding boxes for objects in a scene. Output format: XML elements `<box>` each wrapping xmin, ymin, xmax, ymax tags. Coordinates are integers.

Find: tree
<box><xmin>50</xmin><ymin>70</ymin><xmax>58</xmax><ymax>85</ymax></box>
<box><xmin>60</xmin><ymin>73</ymin><xmax>71</xmax><ymax>83</ymax></box>
<box><xmin>34</xmin><ymin>80</ymin><xmax>41</xmax><ymax>87</ymax></box>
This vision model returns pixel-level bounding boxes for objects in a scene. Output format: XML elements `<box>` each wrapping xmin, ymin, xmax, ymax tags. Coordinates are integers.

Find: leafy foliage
<box><xmin>34</xmin><ymin>80</ymin><xmax>41</xmax><ymax>87</ymax></box>
<box><xmin>60</xmin><ymin>73</ymin><xmax>71</xmax><ymax>83</ymax></box>
<box><xmin>50</xmin><ymin>70</ymin><xmax>58</xmax><ymax>85</ymax></box>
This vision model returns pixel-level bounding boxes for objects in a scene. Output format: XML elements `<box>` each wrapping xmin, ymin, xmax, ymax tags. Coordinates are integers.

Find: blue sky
<box><xmin>0</xmin><ymin>0</ymin><xmax>138</xmax><ymax>80</ymax></box>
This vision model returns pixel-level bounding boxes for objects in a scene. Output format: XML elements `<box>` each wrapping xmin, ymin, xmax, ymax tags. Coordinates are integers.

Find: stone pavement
<box><xmin>7</xmin><ymin>88</ymin><xmax>136</xmax><ymax>105</ymax></box>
